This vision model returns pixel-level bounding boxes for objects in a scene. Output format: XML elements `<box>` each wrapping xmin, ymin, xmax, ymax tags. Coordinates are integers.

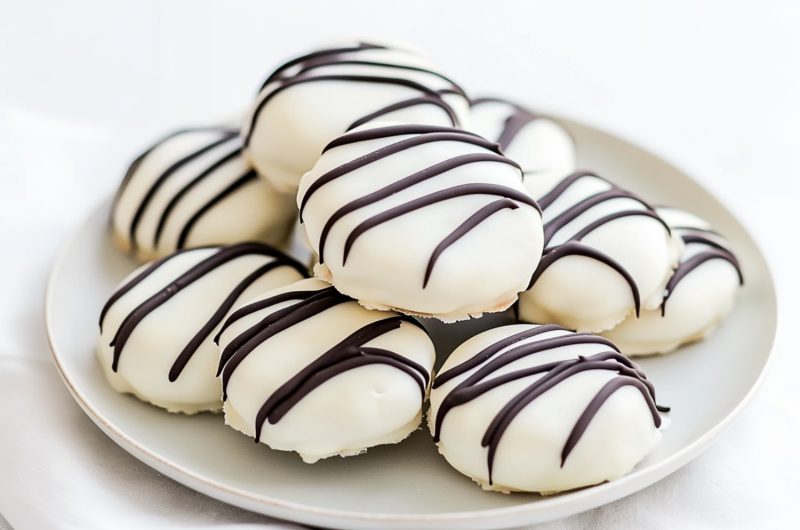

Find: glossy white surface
<box><xmin>46</xmin><ymin>117</ymin><xmax>776</xmax><ymax>529</ymax></box>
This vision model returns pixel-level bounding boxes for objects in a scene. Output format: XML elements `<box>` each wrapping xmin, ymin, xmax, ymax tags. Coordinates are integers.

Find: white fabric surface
<box><xmin>1</xmin><ymin>0</ymin><xmax>798</xmax><ymax>528</ymax></box>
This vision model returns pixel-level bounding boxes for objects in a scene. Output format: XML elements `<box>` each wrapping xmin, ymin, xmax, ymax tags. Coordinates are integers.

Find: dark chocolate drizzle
<box><xmin>528</xmin><ymin>241</ymin><xmax>642</xmax><ymax>317</ymax></box>
<box><xmin>321</xmin><ymin>124</ymin><xmax>485</xmax><ymax>154</ymax></box>
<box><xmin>660</xmin><ymin>230</ymin><xmax>744</xmax><ymax>315</ymax></box>
<box><xmin>167</xmin><ymin>259</ymin><xmax>292</xmax><ymax>382</ymax></box>
<box><xmin>260</xmin><ymin>42</ymin><xmax>387</xmax><ymax>89</ymax></box>
<box><xmin>99</xmin><ymin>247</ymin><xmax>202</xmax><ymax>331</ymax></box>
<box><xmin>116</xmin><ymin>128</ymin><xmax>265</xmax><ymax>255</ymax></box>
<box><xmin>279</xmin><ymin>60</ymin><xmax>466</xmax><ymax>98</ymax></box>
<box><xmin>542</xmin><ymin>189</ymin><xmax>660</xmax><ymax>247</ymax></box>
<box><xmin>253</xmin><ymin>317</ymin><xmax>429</xmax><ymax>443</ymax></box>
<box><xmin>424</xmin><ymin>199</ymin><xmax>519</xmax><ymax>288</ymax></box>
<box><xmin>524</xmin><ymin>171</ymin><xmax>673</xmax><ymax>317</ymax></box>
<box><xmin>245</xmin><ymin>42</ymin><xmax>467</xmax><ymax>147</ymax></box>
<box><xmin>215</xmin><ymin>284</ymin><xmax>429</xmax><ymax>441</ymax></box>
<box><xmin>341</xmin><ymin>183</ymin><xmax>537</xmax><ymax>266</ymax></box>
<box><xmin>217</xmin><ymin>286</ymin><xmax>347</xmax><ymax>384</ymax></box>
<box><xmin>152</xmin><ymin>148</ymin><xmax>240</xmax><ymax>247</ymax></box>
<box><xmin>175</xmin><ymin>170</ymin><xmax>259</xmax><ymax>249</ymax></box>
<box><xmin>103</xmin><ymin>243</ymin><xmax>307</xmax><ymax>376</ymax></box>
<box><xmin>297</xmin><ymin>124</ymin><xmax>539</xmax><ymax>285</ymax></box>
<box><xmin>315</xmin><ymin>156</ymin><xmax>522</xmax><ymax>263</ymax></box>
<box><xmin>346</xmin><ymin>95</ymin><xmax>459</xmax><ymax>131</ymax></box>
<box><xmin>431</xmin><ymin>325</ymin><xmax>662</xmax><ymax>484</ymax></box>
<box><xmin>300</xmin><ymin>128</ymin><xmax>501</xmax><ymax>220</ymax></box>
<box><xmin>125</xmin><ymin>129</ymin><xmax>237</xmax><ymax>251</ymax></box>
<box><xmin>471</xmin><ymin>97</ymin><xmax>544</xmax><ymax>151</ymax></box>
<box><xmin>112</xmin><ymin>127</ymin><xmax>232</xmax><ymax>212</ymax></box>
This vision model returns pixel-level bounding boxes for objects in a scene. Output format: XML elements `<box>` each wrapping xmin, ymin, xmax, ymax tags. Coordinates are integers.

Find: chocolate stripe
<box><xmin>217</xmin><ymin>286</ymin><xmax>339</xmax><ymax>375</ymax></box>
<box><xmin>322</xmin><ymin>123</ymin><xmax>484</xmax><ymax>154</ymax></box>
<box><xmin>317</xmin><ymin>154</ymin><xmax>521</xmax><ymax>263</ymax></box>
<box><xmin>127</xmin><ymin>132</ymin><xmax>238</xmax><ymax>252</ymax></box>
<box><xmin>108</xmin><ymin>243</ymin><xmax>292</xmax><ymax>372</ymax></box>
<box><xmin>661</xmin><ymin>248</ymin><xmax>744</xmax><ymax>315</ymax></box>
<box><xmin>168</xmin><ymin>260</ymin><xmax>295</xmax><ymax>382</ymax></box>
<box><xmin>113</xmin><ymin>127</ymin><xmax>236</xmax><ymax>212</ymax></box>
<box><xmin>253</xmin><ymin>317</ymin><xmax>427</xmax><ymax>441</ymax></box>
<box><xmin>424</xmin><ymin>199</ymin><xmax>519</xmax><ymax>288</ymax></box>
<box><xmin>561</xmin><ymin>377</ymin><xmax>660</xmax><ymax>466</ymax></box>
<box><xmin>245</xmin><ymin>75</ymin><xmax>447</xmax><ymax>147</ymax></box>
<box><xmin>432</xmin><ymin>336</ymin><xmax>626</xmax><ymax>443</ymax></box>
<box><xmin>569</xmin><ymin>209</ymin><xmax>671</xmax><ymax>244</ymax></box>
<box><xmin>99</xmin><ymin>249</ymin><xmax>198</xmax><ymax>330</ymax></box>
<box><xmin>176</xmin><ymin>170</ymin><xmax>259</xmax><ymax>249</ymax></box>
<box><xmin>496</xmin><ymin>107</ymin><xmax>539</xmax><ymax>151</ymax></box>
<box><xmin>214</xmin><ymin>289</ymin><xmax>322</xmax><ymax>344</ymax></box>
<box><xmin>287</xmin><ymin>59</ymin><xmax>466</xmax><ymax>98</ymax></box>
<box><xmin>527</xmin><ymin>241</ymin><xmax>641</xmax><ymax>317</ymax></box>
<box><xmin>433</xmin><ymin>324</ymin><xmax>568</xmax><ymax>388</ymax></box>
<box><xmin>342</xmin><ymin>183</ymin><xmax>539</xmax><ymax>266</ymax></box>
<box><xmin>220</xmin><ymin>289</ymin><xmax>351</xmax><ymax>397</ymax></box>
<box><xmin>537</xmin><ymin>170</ymin><xmax>602</xmax><ymax>210</ymax></box>
<box><xmin>153</xmin><ymin>147</ymin><xmax>242</xmax><ymax>247</ymax></box>
<box><xmin>346</xmin><ymin>95</ymin><xmax>459</xmax><ymax>131</ymax></box>
<box><xmin>299</xmin><ymin>131</ymin><xmax>503</xmax><ymax>220</ymax></box>
<box><xmin>480</xmin><ymin>356</ymin><xmax>660</xmax><ymax>484</ymax></box>
<box><xmin>259</xmin><ymin>42</ymin><xmax>386</xmax><ymax>90</ymax></box>
<box><xmin>543</xmin><ymin>189</ymin><xmax>655</xmax><ymax>246</ymax></box>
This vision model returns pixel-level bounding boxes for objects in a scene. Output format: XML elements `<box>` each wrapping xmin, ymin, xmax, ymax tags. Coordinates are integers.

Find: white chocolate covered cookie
<box><xmin>469</xmin><ymin>97</ymin><xmax>575</xmax><ymax>180</ymax></box>
<box><xmin>216</xmin><ymin>278</ymin><xmax>435</xmax><ymax>463</ymax></box>
<box><xmin>429</xmin><ymin>323</ymin><xmax>665</xmax><ymax>493</ymax></box>
<box><xmin>112</xmin><ymin>127</ymin><xmax>296</xmax><ymax>262</ymax></box>
<box><xmin>518</xmin><ymin>170</ymin><xmax>682</xmax><ymax>332</ymax></box>
<box><xmin>603</xmin><ymin>207</ymin><xmax>743</xmax><ymax>355</ymax></box>
<box><xmin>242</xmin><ymin>40</ymin><xmax>471</xmax><ymax>193</ymax></box>
<box><xmin>96</xmin><ymin>243</ymin><xmax>306</xmax><ymax>413</ymax></box>
<box><xmin>297</xmin><ymin>122</ymin><xmax>545</xmax><ymax>321</ymax></box>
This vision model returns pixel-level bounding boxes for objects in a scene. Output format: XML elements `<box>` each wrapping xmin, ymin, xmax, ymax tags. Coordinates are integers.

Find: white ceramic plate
<box><xmin>45</xmin><ymin>117</ymin><xmax>777</xmax><ymax>530</ymax></box>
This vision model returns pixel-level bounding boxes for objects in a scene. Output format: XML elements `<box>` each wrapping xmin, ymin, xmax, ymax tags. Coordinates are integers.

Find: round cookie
<box><xmin>242</xmin><ymin>39</ymin><xmax>471</xmax><ymax>193</ymax></box>
<box><xmin>603</xmin><ymin>207</ymin><xmax>743</xmax><ymax>355</ymax></box>
<box><xmin>469</xmin><ymin>97</ymin><xmax>575</xmax><ymax>180</ymax></box>
<box><xmin>97</xmin><ymin>243</ymin><xmax>307</xmax><ymax>414</ymax></box>
<box><xmin>297</xmin><ymin>122</ymin><xmax>545</xmax><ymax>322</ymax></box>
<box><xmin>428</xmin><ymin>323</ymin><xmax>666</xmax><ymax>494</ymax></box>
<box><xmin>112</xmin><ymin>127</ymin><xmax>296</xmax><ymax>262</ymax></box>
<box><xmin>216</xmin><ymin>278</ymin><xmax>435</xmax><ymax>463</ymax></box>
<box><xmin>518</xmin><ymin>170</ymin><xmax>682</xmax><ymax>332</ymax></box>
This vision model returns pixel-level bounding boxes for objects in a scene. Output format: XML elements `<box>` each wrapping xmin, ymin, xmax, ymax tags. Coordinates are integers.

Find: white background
<box><xmin>1</xmin><ymin>0</ymin><xmax>798</xmax><ymax>528</ymax></box>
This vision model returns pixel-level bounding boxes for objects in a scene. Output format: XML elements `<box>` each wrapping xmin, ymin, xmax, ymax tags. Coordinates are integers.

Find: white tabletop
<box><xmin>1</xmin><ymin>1</ymin><xmax>797</xmax><ymax>528</ymax></box>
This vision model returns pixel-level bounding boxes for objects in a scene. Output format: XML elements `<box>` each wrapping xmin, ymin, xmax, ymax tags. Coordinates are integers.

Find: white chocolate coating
<box><xmin>518</xmin><ymin>171</ymin><xmax>683</xmax><ymax>332</ymax></box>
<box><xmin>217</xmin><ymin>278</ymin><xmax>435</xmax><ymax>463</ymax></box>
<box><xmin>297</xmin><ymin>122</ymin><xmax>545</xmax><ymax>321</ymax></box>
<box><xmin>429</xmin><ymin>324</ymin><xmax>663</xmax><ymax>493</ymax></box>
<box><xmin>603</xmin><ymin>207</ymin><xmax>743</xmax><ymax>355</ymax></box>
<box><xmin>96</xmin><ymin>244</ymin><xmax>306</xmax><ymax>414</ymax></box>
<box><xmin>242</xmin><ymin>40</ymin><xmax>471</xmax><ymax>193</ymax></box>
<box><xmin>112</xmin><ymin>127</ymin><xmax>296</xmax><ymax>262</ymax></box>
<box><xmin>468</xmin><ymin>97</ymin><xmax>576</xmax><ymax>181</ymax></box>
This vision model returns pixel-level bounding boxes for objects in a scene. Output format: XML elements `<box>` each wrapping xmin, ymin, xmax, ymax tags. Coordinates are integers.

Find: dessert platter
<box><xmin>46</xmin><ymin>39</ymin><xmax>776</xmax><ymax>529</ymax></box>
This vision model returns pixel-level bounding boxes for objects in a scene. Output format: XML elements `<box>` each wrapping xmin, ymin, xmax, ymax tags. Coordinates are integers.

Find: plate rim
<box><xmin>44</xmin><ymin>115</ymin><xmax>779</xmax><ymax>529</ymax></box>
